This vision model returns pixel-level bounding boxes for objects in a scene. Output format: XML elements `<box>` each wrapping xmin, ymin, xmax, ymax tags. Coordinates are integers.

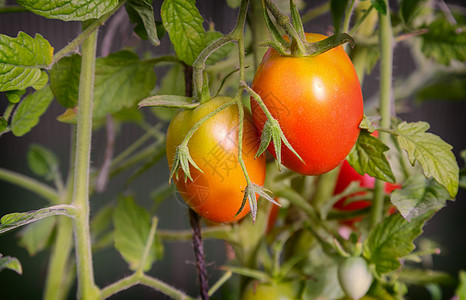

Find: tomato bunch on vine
<box><xmin>0</xmin><ymin>0</ymin><xmax>465</xmax><ymax>299</ymax></box>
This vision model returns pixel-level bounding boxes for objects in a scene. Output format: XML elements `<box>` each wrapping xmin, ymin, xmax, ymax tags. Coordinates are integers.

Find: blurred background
<box><xmin>0</xmin><ymin>0</ymin><xmax>465</xmax><ymax>299</ymax></box>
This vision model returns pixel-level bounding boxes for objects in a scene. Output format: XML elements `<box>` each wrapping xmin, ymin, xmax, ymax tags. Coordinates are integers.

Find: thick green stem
<box><xmin>370</xmin><ymin>7</ymin><xmax>393</xmax><ymax>228</ymax></box>
<box><xmin>72</xmin><ymin>26</ymin><xmax>100</xmax><ymax>299</ymax></box>
<box><xmin>0</xmin><ymin>168</ymin><xmax>59</xmax><ymax>204</ymax></box>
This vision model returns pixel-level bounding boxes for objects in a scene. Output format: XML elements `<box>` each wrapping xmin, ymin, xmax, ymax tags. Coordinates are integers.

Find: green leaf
<box><xmin>0</xmin><ymin>32</ymin><xmax>53</xmax><ymax>91</ymax></box>
<box><xmin>0</xmin><ymin>254</ymin><xmax>22</xmax><ymax>275</ymax></box>
<box><xmin>396</xmin><ymin>121</ymin><xmax>459</xmax><ymax>198</ymax></box>
<box><xmin>125</xmin><ymin>0</ymin><xmax>160</xmax><ymax>46</ymax></box>
<box><xmin>50</xmin><ymin>51</ymin><xmax>157</xmax><ymax>119</ymax></box>
<box><xmin>27</xmin><ymin>144</ymin><xmax>60</xmax><ymax>181</ymax></box>
<box><xmin>421</xmin><ymin>17</ymin><xmax>466</xmax><ymax>65</ymax></box>
<box><xmin>11</xmin><ymin>85</ymin><xmax>54</xmax><ymax>137</ymax></box>
<box><xmin>32</xmin><ymin>70</ymin><xmax>49</xmax><ymax>90</ymax></box>
<box><xmin>16</xmin><ymin>0</ymin><xmax>119</xmax><ymax>21</ymax></box>
<box><xmin>391</xmin><ymin>174</ymin><xmax>452</xmax><ymax>222</ymax></box>
<box><xmin>93</xmin><ymin>51</ymin><xmax>157</xmax><ymax>119</ymax></box>
<box><xmin>0</xmin><ymin>206</ymin><xmax>71</xmax><ymax>235</ymax></box>
<box><xmin>139</xmin><ymin>95</ymin><xmax>197</xmax><ymax>109</ymax></box>
<box><xmin>363</xmin><ymin>213</ymin><xmax>431</xmax><ymax>275</ymax></box>
<box><xmin>330</xmin><ymin>0</ymin><xmax>350</xmax><ymax>34</ymax></box>
<box><xmin>5</xmin><ymin>89</ymin><xmax>25</xmax><ymax>104</ymax></box>
<box><xmin>415</xmin><ymin>71</ymin><xmax>466</xmax><ymax>103</ymax></box>
<box><xmin>18</xmin><ymin>217</ymin><xmax>56</xmax><ymax>256</ymax></box>
<box><xmin>400</xmin><ymin>0</ymin><xmax>427</xmax><ymax>25</ymax></box>
<box><xmin>113</xmin><ymin>196</ymin><xmax>162</xmax><ymax>271</ymax></box>
<box><xmin>161</xmin><ymin>0</ymin><xmax>206</xmax><ymax>65</ymax></box>
<box><xmin>347</xmin><ymin>130</ymin><xmax>396</xmax><ymax>183</ymax></box>
<box><xmin>204</xmin><ymin>31</ymin><xmax>234</xmax><ymax>65</ymax></box>
<box><xmin>457</xmin><ymin>271</ymin><xmax>466</xmax><ymax>300</ymax></box>
<box><xmin>49</xmin><ymin>54</ymin><xmax>81</xmax><ymax>108</ymax></box>
<box><xmin>371</xmin><ymin>0</ymin><xmax>387</xmax><ymax>15</ymax></box>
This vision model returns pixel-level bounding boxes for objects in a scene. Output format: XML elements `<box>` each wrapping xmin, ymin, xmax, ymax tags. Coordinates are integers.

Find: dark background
<box><xmin>1</xmin><ymin>0</ymin><xmax>465</xmax><ymax>299</ymax></box>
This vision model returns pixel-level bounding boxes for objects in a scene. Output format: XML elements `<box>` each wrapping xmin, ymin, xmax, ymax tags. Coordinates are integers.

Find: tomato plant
<box><xmin>250</xmin><ymin>33</ymin><xmax>364</xmax><ymax>175</ymax></box>
<box><xmin>0</xmin><ymin>0</ymin><xmax>464</xmax><ymax>299</ymax></box>
<box><xmin>166</xmin><ymin>97</ymin><xmax>265</xmax><ymax>223</ymax></box>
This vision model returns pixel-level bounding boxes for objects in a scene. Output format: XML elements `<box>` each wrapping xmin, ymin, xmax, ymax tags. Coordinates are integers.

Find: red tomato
<box><xmin>251</xmin><ymin>33</ymin><xmax>364</xmax><ymax>175</ymax></box>
<box><xmin>333</xmin><ymin>160</ymin><xmax>401</xmax><ymax>223</ymax></box>
<box><xmin>166</xmin><ymin>97</ymin><xmax>266</xmax><ymax>223</ymax></box>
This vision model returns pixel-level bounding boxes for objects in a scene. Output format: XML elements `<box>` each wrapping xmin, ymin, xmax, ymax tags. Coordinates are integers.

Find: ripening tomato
<box><xmin>333</xmin><ymin>160</ymin><xmax>401</xmax><ymax>224</ymax></box>
<box><xmin>251</xmin><ymin>33</ymin><xmax>364</xmax><ymax>175</ymax></box>
<box><xmin>166</xmin><ymin>97</ymin><xmax>266</xmax><ymax>223</ymax></box>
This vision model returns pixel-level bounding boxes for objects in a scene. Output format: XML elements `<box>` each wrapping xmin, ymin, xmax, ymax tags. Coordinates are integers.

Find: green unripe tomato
<box><xmin>338</xmin><ymin>256</ymin><xmax>373</xmax><ymax>300</ymax></box>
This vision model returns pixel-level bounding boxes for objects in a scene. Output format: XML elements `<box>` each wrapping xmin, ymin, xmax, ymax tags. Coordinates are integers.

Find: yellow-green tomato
<box><xmin>166</xmin><ymin>97</ymin><xmax>266</xmax><ymax>223</ymax></box>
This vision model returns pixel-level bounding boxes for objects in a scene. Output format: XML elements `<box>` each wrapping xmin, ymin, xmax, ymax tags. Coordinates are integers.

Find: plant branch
<box><xmin>0</xmin><ymin>168</ymin><xmax>59</xmax><ymax>204</ymax></box>
<box><xmin>50</xmin><ymin>1</ymin><xmax>125</xmax><ymax>66</ymax></box>
<box><xmin>370</xmin><ymin>5</ymin><xmax>393</xmax><ymax>228</ymax></box>
<box><xmin>100</xmin><ymin>273</ymin><xmax>195</xmax><ymax>300</ymax></box>
<box><xmin>189</xmin><ymin>209</ymin><xmax>209</xmax><ymax>300</ymax></box>
<box><xmin>264</xmin><ymin>0</ymin><xmax>306</xmax><ymax>56</ymax></box>
<box><xmin>71</xmin><ymin>24</ymin><xmax>100</xmax><ymax>299</ymax></box>
<box><xmin>136</xmin><ymin>217</ymin><xmax>158</xmax><ymax>276</ymax></box>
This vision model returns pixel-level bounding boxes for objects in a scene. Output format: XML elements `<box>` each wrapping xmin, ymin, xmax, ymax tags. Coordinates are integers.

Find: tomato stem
<box><xmin>189</xmin><ymin>209</ymin><xmax>210</xmax><ymax>300</ymax></box>
<box><xmin>0</xmin><ymin>167</ymin><xmax>59</xmax><ymax>203</ymax></box>
<box><xmin>50</xmin><ymin>1</ymin><xmax>125</xmax><ymax>67</ymax></box>
<box><xmin>72</xmin><ymin>23</ymin><xmax>100</xmax><ymax>299</ymax></box>
<box><xmin>370</xmin><ymin>4</ymin><xmax>394</xmax><ymax>228</ymax></box>
<box><xmin>192</xmin><ymin>0</ymin><xmax>249</xmax><ymax>101</ymax></box>
<box><xmin>264</xmin><ymin>0</ymin><xmax>306</xmax><ymax>56</ymax></box>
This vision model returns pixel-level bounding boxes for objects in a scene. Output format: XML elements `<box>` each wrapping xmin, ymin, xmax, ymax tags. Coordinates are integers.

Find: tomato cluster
<box><xmin>166</xmin><ymin>33</ymin><xmax>365</xmax><ymax>223</ymax></box>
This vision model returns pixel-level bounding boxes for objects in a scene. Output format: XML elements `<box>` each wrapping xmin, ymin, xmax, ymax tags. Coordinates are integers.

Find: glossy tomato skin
<box><xmin>166</xmin><ymin>97</ymin><xmax>266</xmax><ymax>223</ymax></box>
<box><xmin>251</xmin><ymin>33</ymin><xmax>364</xmax><ymax>175</ymax></box>
<box><xmin>333</xmin><ymin>160</ymin><xmax>401</xmax><ymax>223</ymax></box>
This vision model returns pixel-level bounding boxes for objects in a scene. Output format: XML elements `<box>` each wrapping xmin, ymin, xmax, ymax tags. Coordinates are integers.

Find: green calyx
<box><xmin>262</xmin><ymin>0</ymin><xmax>355</xmax><ymax>57</ymax></box>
